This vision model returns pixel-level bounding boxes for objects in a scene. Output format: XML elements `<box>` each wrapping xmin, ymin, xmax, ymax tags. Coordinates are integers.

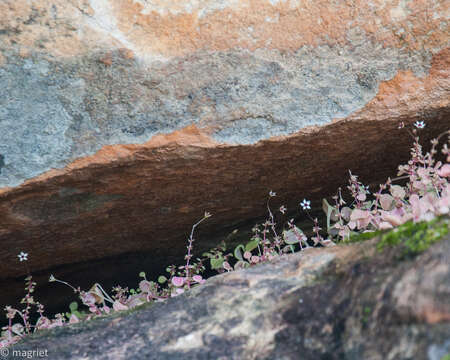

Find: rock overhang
<box><xmin>0</xmin><ymin>41</ymin><xmax>441</xmax><ymax>188</ymax></box>
<box><xmin>1</xmin><ymin>0</ymin><xmax>448</xmax><ymax>187</ymax></box>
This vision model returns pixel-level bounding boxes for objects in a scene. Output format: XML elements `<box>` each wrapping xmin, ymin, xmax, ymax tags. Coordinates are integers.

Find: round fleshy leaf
<box><xmin>69</xmin><ymin>314</ymin><xmax>80</xmax><ymax>324</ymax></box>
<box><xmin>234</xmin><ymin>260</ymin><xmax>249</xmax><ymax>270</ymax></box>
<box><xmin>210</xmin><ymin>257</ymin><xmax>224</xmax><ymax>269</ymax></box>
<box><xmin>192</xmin><ymin>275</ymin><xmax>204</xmax><ymax>283</ymax></box>
<box><xmin>234</xmin><ymin>245</ymin><xmax>245</xmax><ymax>261</ymax></box>
<box><xmin>357</xmin><ymin>193</ymin><xmax>366</xmax><ymax>201</ymax></box>
<box><xmin>245</xmin><ymin>238</ymin><xmax>260</xmax><ymax>252</ymax></box>
<box><xmin>380</xmin><ymin>194</ymin><xmax>394</xmax><ymax>211</ymax></box>
<box><xmin>69</xmin><ymin>302</ymin><xmax>78</xmax><ymax>312</ymax></box>
<box><xmin>113</xmin><ymin>300</ymin><xmax>129</xmax><ymax>311</ymax></box>
<box><xmin>11</xmin><ymin>323</ymin><xmax>24</xmax><ymax>335</ymax></box>
<box><xmin>171</xmin><ymin>277</ymin><xmax>185</xmax><ymax>287</ymax></box>
<box><xmin>390</xmin><ymin>185</ymin><xmax>406</xmax><ymax>199</ymax></box>
<box><xmin>340</xmin><ymin>207</ymin><xmax>352</xmax><ymax>221</ymax></box>
<box><xmin>139</xmin><ymin>280</ymin><xmax>152</xmax><ymax>293</ymax></box>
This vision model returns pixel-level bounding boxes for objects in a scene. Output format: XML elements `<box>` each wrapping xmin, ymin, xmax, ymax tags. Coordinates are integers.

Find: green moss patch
<box><xmin>344</xmin><ymin>229</ymin><xmax>384</xmax><ymax>244</ymax></box>
<box><xmin>376</xmin><ymin>217</ymin><xmax>449</xmax><ymax>258</ymax></box>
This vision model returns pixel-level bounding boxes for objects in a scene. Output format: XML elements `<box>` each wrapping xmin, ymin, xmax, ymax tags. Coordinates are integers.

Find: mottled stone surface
<box><xmin>0</xmin><ymin>0</ymin><xmax>449</xmax><ymax>317</ymax></box>
<box><xmin>0</xmin><ymin>0</ymin><xmax>448</xmax><ymax>187</ymax></box>
<box><xmin>7</xmin><ymin>233</ymin><xmax>450</xmax><ymax>359</ymax></box>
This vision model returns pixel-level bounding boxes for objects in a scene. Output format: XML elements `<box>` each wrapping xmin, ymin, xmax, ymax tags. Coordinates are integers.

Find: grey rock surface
<box><xmin>0</xmin><ymin>42</ymin><xmax>435</xmax><ymax>187</ymax></box>
<box><xmin>6</xmin><ymin>234</ymin><xmax>450</xmax><ymax>360</ymax></box>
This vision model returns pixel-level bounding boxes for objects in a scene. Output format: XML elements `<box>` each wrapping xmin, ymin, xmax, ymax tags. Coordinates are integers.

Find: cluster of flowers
<box><xmin>1</xmin><ymin>121</ymin><xmax>449</xmax><ymax>348</ymax></box>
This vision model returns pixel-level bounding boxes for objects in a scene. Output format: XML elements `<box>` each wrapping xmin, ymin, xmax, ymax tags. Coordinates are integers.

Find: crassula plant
<box><xmin>324</xmin><ymin>122</ymin><xmax>450</xmax><ymax>241</ymax></box>
<box><xmin>1</xmin><ymin>121</ymin><xmax>449</xmax><ymax>348</ymax></box>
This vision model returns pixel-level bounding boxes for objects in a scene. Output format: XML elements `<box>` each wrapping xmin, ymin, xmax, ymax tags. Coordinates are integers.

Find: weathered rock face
<box><xmin>7</xmin><ymin>234</ymin><xmax>450</xmax><ymax>359</ymax></box>
<box><xmin>1</xmin><ymin>0</ymin><xmax>449</xmax><ymax>187</ymax></box>
<box><xmin>0</xmin><ymin>0</ymin><xmax>449</xmax><ymax>313</ymax></box>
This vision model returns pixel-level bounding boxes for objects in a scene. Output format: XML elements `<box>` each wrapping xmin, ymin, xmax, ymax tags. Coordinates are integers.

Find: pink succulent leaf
<box><xmin>234</xmin><ymin>261</ymin><xmax>248</xmax><ymax>270</ymax></box>
<box><xmin>417</xmin><ymin>168</ymin><xmax>429</xmax><ymax>178</ymax></box>
<box><xmin>438</xmin><ymin>188</ymin><xmax>450</xmax><ymax>214</ymax></box>
<box><xmin>356</xmin><ymin>217</ymin><xmax>371</xmax><ymax>230</ymax></box>
<box><xmin>223</xmin><ymin>261</ymin><xmax>232</xmax><ymax>271</ymax></box>
<box><xmin>192</xmin><ymin>275</ymin><xmax>205</xmax><ymax>284</ymax></box>
<box><xmin>338</xmin><ymin>225</ymin><xmax>350</xmax><ymax>238</ymax></box>
<box><xmin>69</xmin><ymin>314</ymin><xmax>80</xmax><ymax>324</ymax></box>
<box><xmin>171</xmin><ymin>288</ymin><xmax>185</xmax><ymax>297</ymax></box>
<box><xmin>413</xmin><ymin>180</ymin><xmax>426</xmax><ymax>192</ymax></box>
<box><xmin>139</xmin><ymin>280</ymin><xmax>152</xmax><ymax>293</ymax></box>
<box><xmin>378</xmin><ymin>221</ymin><xmax>394</xmax><ymax>230</ymax></box>
<box><xmin>404</xmin><ymin>213</ymin><xmax>414</xmax><ymax>222</ymax></box>
<box><xmin>35</xmin><ymin>316</ymin><xmax>52</xmax><ymax>329</ymax></box>
<box><xmin>438</xmin><ymin>164</ymin><xmax>450</xmax><ymax>177</ymax></box>
<box><xmin>390</xmin><ymin>185</ymin><xmax>406</xmax><ymax>199</ymax></box>
<box><xmin>419</xmin><ymin>195</ymin><xmax>435</xmax><ymax>217</ymax></box>
<box><xmin>340</xmin><ymin>207</ymin><xmax>352</xmax><ymax>221</ymax></box>
<box><xmin>409</xmin><ymin>194</ymin><xmax>421</xmax><ymax>219</ymax></box>
<box><xmin>357</xmin><ymin>193</ymin><xmax>366</xmax><ymax>201</ymax></box>
<box><xmin>50</xmin><ymin>317</ymin><xmax>64</xmax><ymax>328</ymax></box>
<box><xmin>80</xmin><ymin>292</ymin><xmax>96</xmax><ymax>306</ymax></box>
<box><xmin>243</xmin><ymin>251</ymin><xmax>252</xmax><ymax>260</ymax></box>
<box><xmin>320</xmin><ymin>238</ymin><xmax>336</xmax><ymax>247</ymax></box>
<box><xmin>393</xmin><ymin>206</ymin><xmax>406</xmax><ymax>217</ymax></box>
<box><xmin>11</xmin><ymin>323</ymin><xmax>24</xmax><ymax>336</ymax></box>
<box><xmin>420</xmin><ymin>212</ymin><xmax>436</xmax><ymax>222</ymax></box>
<box><xmin>443</xmin><ymin>184</ymin><xmax>450</xmax><ymax>197</ymax></box>
<box><xmin>171</xmin><ymin>276</ymin><xmax>185</xmax><ymax>287</ymax></box>
<box><xmin>125</xmin><ymin>295</ymin><xmax>145</xmax><ymax>309</ymax></box>
<box><xmin>380</xmin><ymin>211</ymin><xmax>404</xmax><ymax>227</ymax></box>
<box><xmin>113</xmin><ymin>300</ymin><xmax>129</xmax><ymax>311</ymax></box>
<box><xmin>438</xmin><ymin>199</ymin><xmax>450</xmax><ymax>215</ymax></box>
<box><xmin>350</xmin><ymin>209</ymin><xmax>370</xmax><ymax>221</ymax></box>
<box><xmin>379</xmin><ymin>194</ymin><xmax>394</xmax><ymax>211</ymax></box>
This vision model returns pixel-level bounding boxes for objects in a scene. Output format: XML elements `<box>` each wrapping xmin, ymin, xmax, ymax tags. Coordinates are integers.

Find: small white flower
<box><xmin>414</xmin><ymin>121</ymin><xmax>426</xmax><ymax>129</ymax></box>
<box><xmin>269</xmin><ymin>190</ymin><xmax>276</xmax><ymax>197</ymax></box>
<box><xmin>18</xmin><ymin>251</ymin><xmax>28</xmax><ymax>262</ymax></box>
<box><xmin>300</xmin><ymin>199</ymin><xmax>311</xmax><ymax>210</ymax></box>
<box><xmin>279</xmin><ymin>205</ymin><xmax>287</xmax><ymax>214</ymax></box>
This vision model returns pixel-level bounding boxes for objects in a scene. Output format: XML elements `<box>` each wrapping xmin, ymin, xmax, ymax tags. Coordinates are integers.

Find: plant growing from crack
<box><xmin>1</xmin><ymin>121</ymin><xmax>449</xmax><ymax>348</ymax></box>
